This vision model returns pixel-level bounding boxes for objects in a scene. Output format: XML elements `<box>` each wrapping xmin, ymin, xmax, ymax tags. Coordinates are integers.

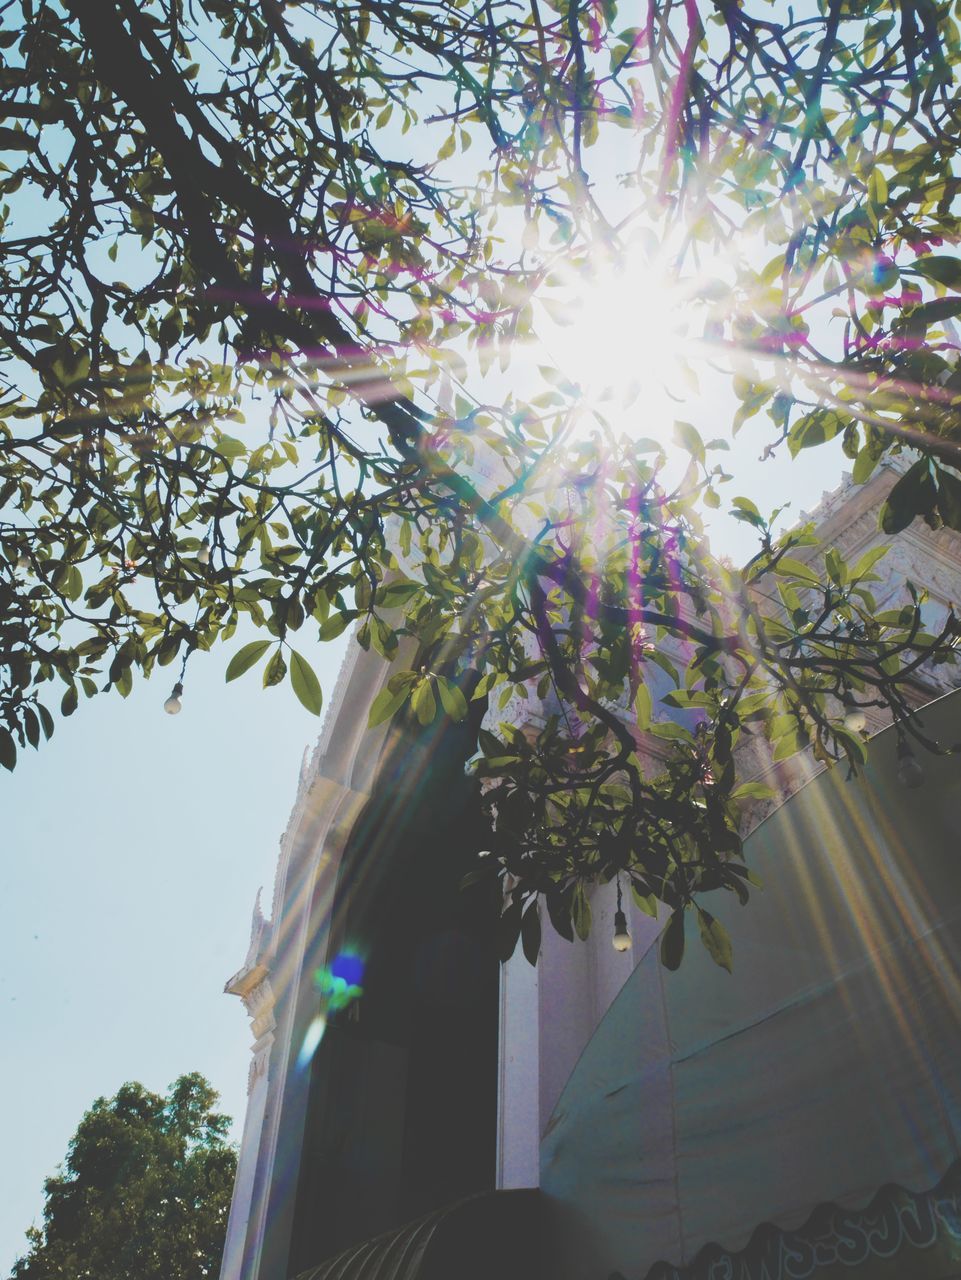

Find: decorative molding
<box><xmin>225</xmin><ymin>890</ymin><xmax>277</xmax><ymax>1095</ymax></box>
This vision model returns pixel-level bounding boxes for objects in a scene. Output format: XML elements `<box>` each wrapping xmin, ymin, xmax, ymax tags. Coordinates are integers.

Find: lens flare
<box><xmin>296</xmin><ymin>1013</ymin><xmax>327</xmax><ymax>1071</ymax></box>
<box><xmin>314</xmin><ymin>950</ymin><xmax>365</xmax><ymax>1011</ymax></box>
<box><xmin>329</xmin><ymin>951</ymin><xmax>365</xmax><ymax>988</ymax></box>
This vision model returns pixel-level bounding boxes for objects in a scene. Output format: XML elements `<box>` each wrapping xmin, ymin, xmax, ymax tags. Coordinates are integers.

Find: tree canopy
<box><xmin>10</xmin><ymin>1074</ymin><xmax>236</xmax><ymax>1280</ymax></box>
<box><xmin>2</xmin><ymin>1</ymin><xmax>961</xmax><ymax>964</ymax></box>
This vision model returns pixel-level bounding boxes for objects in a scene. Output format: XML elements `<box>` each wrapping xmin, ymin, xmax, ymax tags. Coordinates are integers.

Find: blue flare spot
<box><xmin>330</xmin><ymin>952</ymin><xmax>365</xmax><ymax>987</ymax></box>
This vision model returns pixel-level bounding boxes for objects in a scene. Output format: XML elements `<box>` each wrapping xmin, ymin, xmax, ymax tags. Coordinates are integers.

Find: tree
<box><xmin>2</xmin><ymin>2</ymin><xmax>960</xmax><ymax>963</ymax></box>
<box><xmin>11</xmin><ymin>1074</ymin><xmax>236</xmax><ymax>1280</ymax></box>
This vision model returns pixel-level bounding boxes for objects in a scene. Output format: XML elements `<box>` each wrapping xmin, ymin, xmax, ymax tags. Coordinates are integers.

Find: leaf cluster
<box><xmin>2</xmin><ymin>1</ymin><xmax>961</xmax><ymax>967</ymax></box>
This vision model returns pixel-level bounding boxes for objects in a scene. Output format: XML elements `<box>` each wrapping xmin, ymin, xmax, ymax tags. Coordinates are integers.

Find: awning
<box><xmin>293</xmin><ymin>1189</ymin><xmax>542</xmax><ymax>1280</ymax></box>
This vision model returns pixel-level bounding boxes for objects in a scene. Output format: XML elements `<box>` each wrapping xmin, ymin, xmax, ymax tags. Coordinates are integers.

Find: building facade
<box><xmin>220</xmin><ymin>461</ymin><xmax>961</xmax><ymax>1280</ymax></box>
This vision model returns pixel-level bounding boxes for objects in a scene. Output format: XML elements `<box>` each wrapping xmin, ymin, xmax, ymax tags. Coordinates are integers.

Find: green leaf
<box><xmin>834</xmin><ymin>726</ymin><xmax>869</xmax><ymax>766</ymax></box>
<box><xmin>369</xmin><ymin>615</ymin><xmax>398</xmax><ymax>660</ymax></box>
<box><xmin>471</xmin><ymin>671</ymin><xmax>501</xmax><ymax>701</ymax></box>
<box><xmin>398</xmin><ymin>519</ymin><xmax>412</xmax><ymax>557</ymax></box>
<box><xmin>728</xmin><ymin>863</ymin><xmax>763</xmax><ymax>889</ymax></box>
<box><xmin>730</xmin><ymin>780</ymin><xmax>775</xmax><ymax>801</ymax></box>
<box><xmin>673</xmin><ymin>420</ymin><xmax>705</xmax><ymax>463</ymax></box>
<box><xmin>263</xmin><ymin>649</ymin><xmax>287</xmax><ymax>688</ymax></box>
<box><xmin>936</xmin><ymin>466</ymin><xmax>961</xmax><ymax>532</ymax></box>
<box><xmin>697</xmin><ymin>908</ymin><xmax>733</xmax><ymax>972</ymax></box>
<box><xmin>61</xmin><ymin>685</ymin><xmax>78</xmax><ymax>717</ymax></box>
<box><xmin>772</xmin><ymin>728</ymin><xmax>807</xmax><ymax>761</ymax></box>
<box><xmin>217</xmin><ymin>435</ymin><xmax>248</xmax><ymax>462</ymax></box>
<box><xmin>544</xmin><ymin>887</ymin><xmax>574</xmax><ymax>942</ymax></box>
<box><xmin>730</xmin><ymin>495</ymin><xmax>764</xmax><ymax>527</ymax></box>
<box><xmin>850</xmin><ymin>544</ymin><xmax>889</xmax><ymax>580</ymax></box>
<box><xmin>876</xmin><ymin>606</ymin><xmax>916</xmax><ymax>628</ymax></box>
<box><xmin>376</xmin><ymin>580</ymin><xmax>420</xmax><ymax>608</ymax></box>
<box><xmin>571</xmin><ymin>883</ymin><xmax>592</xmax><ymax>941</ymax></box>
<box><xmin>908</xmin><ymin>297</ymin><xmax>961</xmax><ymax>327</ymax></box>
<box><xmin>411</xmin><ymin>677</ymin><xmax>437</xmax><ymax>725</ymax></box>
<box><xmin>659</xmin><ymin>907</ymin><xmax>685</xmax><ymax>971</ymax></box>
<box><xmin>867</xmin><ymin>167</ymin><xmax>888</xmax><ymax>209</ymax></box>
<box><xmin>22</xmin><ymin>707</ymin><xmax>40</xmax><ymax>750</ymax></box>
<box><xmin>436</xmin><ymin>676</ymin><xmax>468</xmax><ymax>721</ymax></box>
<box><xmin>318</xmin><ymin>612</ymin><xmax>353</xmax><ymax>641</ymax></box>
<box><xmin>38</xmin><ymin>704</ymin><xmax>54</xmax><ymax>741</ymax></box>
<box><xmin>788</xmin><ymin>409</ymin><xmax>843</xmax><ymax>457</ymax></box>
<box><xmin>852</xmin><ymin>446</ymin><xmax>879</xmax><ymax>486</ymax></box>
<box><xmin>225</xmin><ymin>640</ymin><xmax>270</xmax><ymax>682</ymax></box>
<box><xmin>824</xmin><ymin>547</ymin><xmax>845</xmax><ymax>585</ymax></box>
<box><xmin>650</xmin><ymin>719</ymin><xmax>693</xmax><ymax>742</ymax></box>
<box><xmin>774</xmin><ymin>556</ymin><xmax>821</xmax><ymax>585</ymax></box>
<box><xmin>478</xmin><ymin>728</ymin><xmax>503</xmax><ymax>756</ymax></box>
<box><xmin>497</xmin><ymin>898</ymin><xmax>523</xmax><ymax>962</ymax></box>
<box><xmin>290</xmin><ymin>650</ymin><xmax>323</xmax><ymax>716</ymax></box>
<box><xmin>521</xmin><ymin>900</ymin><xmax>541</xmax><ymax>965</ymax></box>
<box><xmin>630</xmin><ymin>884</ymin><xmax>657</xmax><ymax>916</ymax></box>
<box><xmin>0</xmin><ymin>727</ymin><xmax>15</xmax><ymax>771</ymax></box>
<box><xmin>662</xmin><ymin>689</ymin><xmax>713</xmax><ymax>710</ymax></box>
<box><xmin>634</xmin><ymin>682</ymin><xmax>652</xmax><ymax>731</ymax></box>
<box><xmin>879</xmin><ymin>458</ymin><xmax>935</xmax><ymax>534</ymax></box>
<box><xmin>913</xmin><ymin>256</ymin><xmax>961</xmax><ymax>290</ymax></box>
<box><xmin>368</xmin><ymin>683</ymin><xmax>410</xmax><ymax>727</ymax></box>
<box><xmin>388</xmin><ymin>670</ymin><xmax>420</xmax><ymax>693</ymax></box>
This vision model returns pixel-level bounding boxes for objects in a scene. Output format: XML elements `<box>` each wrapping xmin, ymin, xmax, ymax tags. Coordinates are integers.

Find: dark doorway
<box><xmin>286</xmin><ymin>715</ymin><xmax>500</xmax><ymax>1275</ymax></box>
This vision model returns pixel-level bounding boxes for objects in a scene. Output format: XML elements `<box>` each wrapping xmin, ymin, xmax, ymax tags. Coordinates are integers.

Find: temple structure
<box><xmin>219</xmin><ymin>460</ymin><xmax>961</xmax><ymax>1280</ymax></box>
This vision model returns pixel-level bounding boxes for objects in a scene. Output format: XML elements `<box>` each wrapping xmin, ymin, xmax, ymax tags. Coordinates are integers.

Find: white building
<box><xmin>220</xmin><ymin>462</ymin><xmax>961</xmax><ymax>1280</ymax></box>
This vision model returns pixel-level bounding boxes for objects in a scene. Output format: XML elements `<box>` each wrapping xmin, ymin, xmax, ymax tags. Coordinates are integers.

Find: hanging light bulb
<box><xmin>197</xmin><ymin>538</ymin><xmax>211</xmax><ymax>566</ymax></box>
<box><xmin>612</xmin><ymin>876</ymin><xmax>631</xmax><ymax>951</ymax></box>
<box><xmin>896</xmin><ymin>738</ymin><xmax>924</xmax><ymax>789</ymax></box>
<box><xmin>612</xmin><ymin>907</ymin><xmax>632</xmax><ymax>952</ymax></box>
<box><xmin>842</xmin><ymin>701</ymin><xmax>867</xmax><ymax>734</ymax></box>
<box><xmin>16</xmin><ymin>551</ymin><xmax>29</xmax><ymax>572</ymax></box>
<box><xmin>163</xmin><ymin>681</ymin><xmax>184</xmax><ymax>715</ymax></box>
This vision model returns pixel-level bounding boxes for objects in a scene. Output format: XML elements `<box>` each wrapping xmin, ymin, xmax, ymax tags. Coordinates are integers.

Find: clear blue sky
<box><xmin>1</xmin><ymin>630</ymin><xmax>349</xmax><ymax>1273</ymax></box>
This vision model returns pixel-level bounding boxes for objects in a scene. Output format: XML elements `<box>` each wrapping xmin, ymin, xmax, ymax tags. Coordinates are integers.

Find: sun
<box><xmin>532</xmin><ymin>239</ymin><xmax>713</xmax><ymax>440</ymax></box>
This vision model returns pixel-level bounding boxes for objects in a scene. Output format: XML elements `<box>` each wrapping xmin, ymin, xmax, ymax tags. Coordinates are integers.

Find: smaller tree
<box><xmin>11</xmin><ymin>1074</ymin><xmax>236</xmax><ymax>1280</ymax></box>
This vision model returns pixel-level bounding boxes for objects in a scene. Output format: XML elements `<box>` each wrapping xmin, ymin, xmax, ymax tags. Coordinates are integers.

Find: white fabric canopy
<box><xmin>540</xmin><ymin>690</ymin><xmax>961</xmax><ymax>1280</ymax></box>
